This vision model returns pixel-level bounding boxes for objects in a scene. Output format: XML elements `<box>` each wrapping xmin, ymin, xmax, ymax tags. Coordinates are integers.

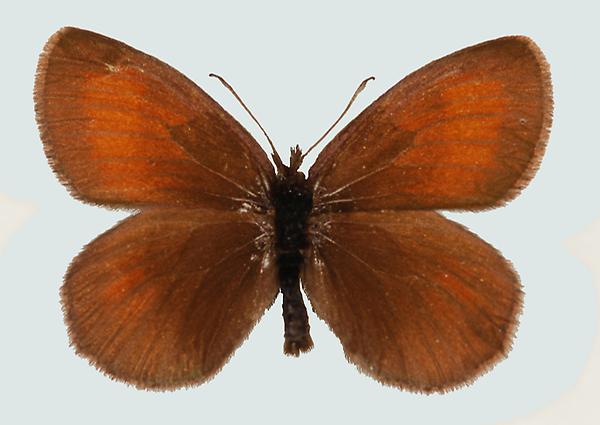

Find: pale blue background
<box><xmin>1</xmin><ymin>1</ymin><xmax>598</xmax><ymax>424</ymax></box>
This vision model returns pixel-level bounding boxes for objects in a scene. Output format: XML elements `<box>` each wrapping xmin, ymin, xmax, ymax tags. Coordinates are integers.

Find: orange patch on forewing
<box><xmin>98</xmin><ymin>69</ymin><xmax>190</xmax><ymax>119</ymax></box>
<box><xmin>388</xmin><ymin>79</ymin><xmax>509</xmax><ymax>204</ymax></box>
<box><xmin>440</xmin><ymin>81</ymin><xmax>507</xmax><ymax>116</ymax></box>
<box><xmin>422</xmin><ymin>169</ymin><xmax>481</xmax><ymax>196</ymax></box>
<box><xmin>440</xmin><ymin>79</ymin><xmax>504</xmax><ymax>102</ymax></box>
<box><xmin>394</xmin><ymin>143</ymin><xmax>501</xmax><ymax>168</ymax></box>
<box><xmin>415</xmin><ymin>115</ymin><xmax>504</xmax><ymax>143</ymax></box>
<box><xmin>397</xmin><ymin>79</ymin><xmax>509</xmax><ymax>131</ymax></box>
<box><xmin>71</xmin><ymin>69</ymin><xmax>199</xmax><ymax>195</ymax></box>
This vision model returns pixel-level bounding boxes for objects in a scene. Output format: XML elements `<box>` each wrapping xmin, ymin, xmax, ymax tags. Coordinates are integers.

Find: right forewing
<box><xmin>309</xmin><ymin>36</ymin><xmax>552</xmax><ymax>213</ymax></box>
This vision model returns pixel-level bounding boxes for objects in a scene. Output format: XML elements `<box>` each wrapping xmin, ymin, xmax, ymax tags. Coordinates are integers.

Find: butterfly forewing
<box><xmin>309</xmin><ymin>36</ymin><xmax>552</xmax><ymax>212</ymax></box>
<box><xmin>34</xmin><ymin>27</ymin><xmax>274</xmax><ymax>210</ymax></box>
<box><xmin>302</xmin><ymin>211</ymin><xmax>522</xmax><ymax>392</ymax></box>
<box><xmin>62</xmin><ymin>209</ymin><xmax>277</xmax><ymax>389</ymax></box>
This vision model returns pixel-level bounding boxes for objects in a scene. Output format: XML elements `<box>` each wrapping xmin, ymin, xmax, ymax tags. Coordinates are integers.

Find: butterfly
<box><xmin>34</xmin><ymin>27</ymin><xmax>552</xmax><ymax>393</ymax></box>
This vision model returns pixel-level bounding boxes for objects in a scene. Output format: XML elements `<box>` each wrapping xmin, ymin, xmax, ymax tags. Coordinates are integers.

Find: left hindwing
<box><xmin>62</xmin><ymin>209</ymin><xmax>277</xmax><ymax>390</ymax></box>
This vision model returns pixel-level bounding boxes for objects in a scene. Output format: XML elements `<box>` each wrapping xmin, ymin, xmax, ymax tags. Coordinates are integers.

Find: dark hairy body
<box><xmin>271</xmin><ymin>159</ymin><xmax>314</xmax><ymax>355</ymax></box>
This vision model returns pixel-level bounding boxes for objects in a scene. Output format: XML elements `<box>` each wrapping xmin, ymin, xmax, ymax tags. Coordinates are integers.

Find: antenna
<box><xmin>209</xmin><ymin>73</ymin><xmax>285</xmax><ymax>171</ymax></box>
<box><xmin>301</xmin><ymin>76</ymin><xmax>375</xmax><ymax>161</ymax></box>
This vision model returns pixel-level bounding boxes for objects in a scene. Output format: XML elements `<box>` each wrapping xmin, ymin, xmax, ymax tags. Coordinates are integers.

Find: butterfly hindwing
<box><xmin>62</xmin><ymin>209</ymin><xmax>277</xmax><ymax>389</ymax></box>
<box><xmin>302</xmin><ymin>211</ymin><xmax>522</xmax><ymax>392</ymax></box>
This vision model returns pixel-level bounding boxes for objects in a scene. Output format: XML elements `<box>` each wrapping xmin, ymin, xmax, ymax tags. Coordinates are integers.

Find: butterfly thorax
<box><xmin>271</xmin><ymin>165</ymin><xmax>314</xmax><ymax>356</ymax></box>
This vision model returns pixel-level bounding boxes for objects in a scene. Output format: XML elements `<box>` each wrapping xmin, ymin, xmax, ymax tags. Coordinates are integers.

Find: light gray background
<box><xmin>1</xmin><ymin>1</ymin><xmax>598</xmax><ymax>424</ymax></box>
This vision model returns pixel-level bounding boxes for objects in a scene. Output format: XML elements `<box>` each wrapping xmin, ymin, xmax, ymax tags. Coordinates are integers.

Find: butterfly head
<box><xmin>272</xmin><ymin>144</ymin><xmax>305</xmax><ymax>178</ymax></box>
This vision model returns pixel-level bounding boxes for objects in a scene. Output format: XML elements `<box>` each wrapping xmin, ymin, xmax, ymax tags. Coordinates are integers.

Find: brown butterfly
<box><xmin>34</xmin><ymin>27</ymin><xmax>552</xmax><ymax>393</ymax></box>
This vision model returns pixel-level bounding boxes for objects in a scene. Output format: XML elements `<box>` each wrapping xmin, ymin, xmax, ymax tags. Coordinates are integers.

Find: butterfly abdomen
<box><xmin>272</xmin><ymin>170</ymin><xmax>314</xmax><ymax>356</ymax></box>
